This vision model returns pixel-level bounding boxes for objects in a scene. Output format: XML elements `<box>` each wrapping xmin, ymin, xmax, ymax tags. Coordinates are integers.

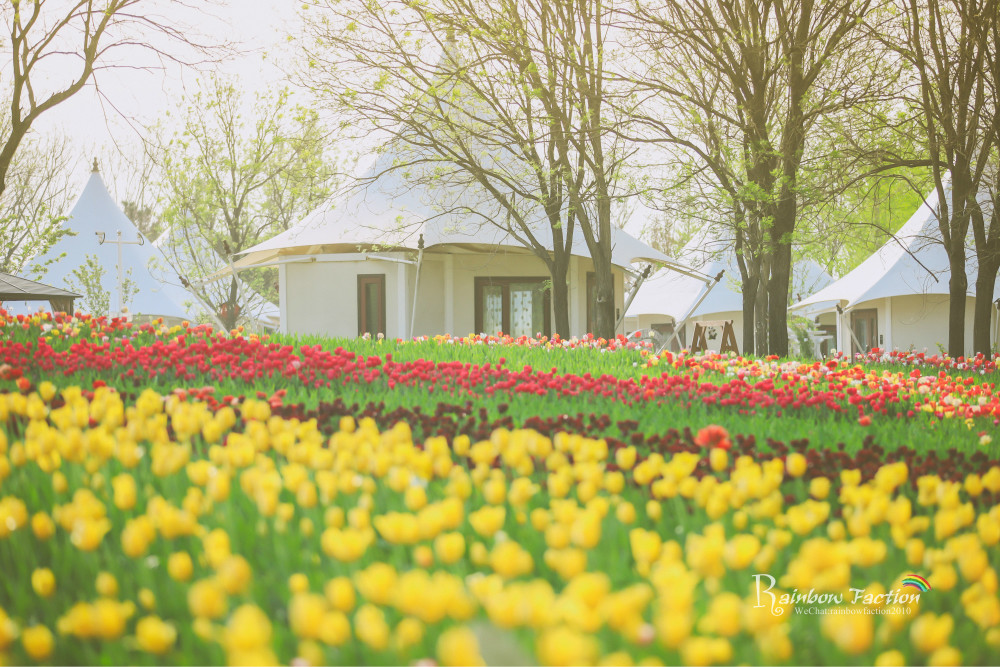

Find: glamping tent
<box><xmin>231</xmin><ymin>151</ymin><xmax>703</xmax><ymax>339</ymax></box>
<box><xmin>0</xmin><ymin>273</ymin><xmax>79</xmax><ymax>314</ymax></box>
<box><xmin>14</xmin><ymin>162</ymin><xmax>209</xmax><ymax>324</ymax></box>
<box><xmin>791</xmin><ymin>189</ymin><xmax>1000</xmax><ymax>356</ymax></box>
<box><xmin>624</xmin><ymin>230</ymin><xmax>834</xmax><ymax>353</ymax></box>
<box><xmin>154</xmin><ymin>227</ymin><xmax>280</xmax><ymax>331</ymax></box>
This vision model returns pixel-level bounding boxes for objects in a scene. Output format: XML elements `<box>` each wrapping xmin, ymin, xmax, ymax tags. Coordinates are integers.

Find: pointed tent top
<box><xmin>792</xmin><ymin>188</ymin><xmax>999</xmax><ymax>312</ymax></box>
<box><xmin>8</xmin><ymin>166</ymin><xmax>209</xmax><ymax>320</ymax></box>
<box><xmin>92</xmin><ymin>157</ymin><xmax>99</xmax><ymax>173</ymax></box>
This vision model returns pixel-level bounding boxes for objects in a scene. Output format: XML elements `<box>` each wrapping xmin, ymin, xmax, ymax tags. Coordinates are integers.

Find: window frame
<box><xmin>357</xmin><ymin>274</ymin><xmax>386</xmax><ymax>337</ymax></box>
<box><xmin>474</xmin><ymin>276</ymin><xmax>551</xmax><ymax>337</ymax></box>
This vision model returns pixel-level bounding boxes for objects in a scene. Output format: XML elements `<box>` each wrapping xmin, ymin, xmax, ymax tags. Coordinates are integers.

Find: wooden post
<box><xmin>691</xmin><ymin>323</ymin><xmax>708</xmax><ymax>352</ymax></box>
<box><xmin>720</xmin><ymin>320</ymin><xmax>740</xmax><ymax>354</ymax></box>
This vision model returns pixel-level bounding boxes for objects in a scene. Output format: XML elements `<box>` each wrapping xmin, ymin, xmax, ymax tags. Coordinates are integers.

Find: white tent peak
<box><xmin>15</xmin><ymin>168</ymin><xmax>205</xmax><ymax>320</ymax></box>
<box><xmin>792</xmin><ymin>188</ymin><xmax>997</xmax><ymax>312</ymax></box>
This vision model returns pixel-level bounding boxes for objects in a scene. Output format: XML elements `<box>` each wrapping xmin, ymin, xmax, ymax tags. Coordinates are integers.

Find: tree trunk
<box><xmin>550</xmin><ymin>252</ymin><xmax>571</xmax><ymax>338</ymax></box>
<box><xmin>948</xmin><ymin>253</ymin><xmax>968</xmax><ymax>357</ymax></box>
<box><xmin>767</xmin><ymin>225</ymin><xmax>793</xmax><ymax>357</ymax></box>
<box><xmin>223</xmin><ymin>277</ymin><xmax>239</xmax><ymax>330</ymax></box>
<box><xmin>742</xmin><ymin>272</ymin><xmax>757</xmax><ymax>355</ymax></box>
<box><xmin>973</xmin><ymin>259</ymin><xmax>999</xmax><ymax>355</ymax></box>
<box><xmin>593</xmin><ymin>252</ymin><xmax>615</xmax><ymax>339</ymax></box>
<box><xmin>754</xmin><ymin>254</ymin><xmax>770</xmax><ymax>356</ymax></box>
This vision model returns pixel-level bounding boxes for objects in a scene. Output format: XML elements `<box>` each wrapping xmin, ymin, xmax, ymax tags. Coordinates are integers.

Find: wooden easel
<box><xmin>691</xmin><ymin>320</ymin><xmax>740</xmax><ymax>354</ymax></box>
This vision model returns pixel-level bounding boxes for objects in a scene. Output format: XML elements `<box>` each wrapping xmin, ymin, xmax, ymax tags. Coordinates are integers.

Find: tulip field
<box><xmin>1</xmin><ymin>312</ymin><xmax>999</xmax><ymax>666</ymax></box>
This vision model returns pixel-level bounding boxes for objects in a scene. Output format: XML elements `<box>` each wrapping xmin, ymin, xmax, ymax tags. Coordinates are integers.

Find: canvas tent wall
<box><xmin>0</xmin><ymin>273</ymin><xmax>79</xmax><ymax>314</ymax></box>
<box><xmin>12</xmin><ymin>163</ymin><xmax>209</xmax><ymax>324</ymax></box>
<box><xmin>791</xmin><ymin>189</ymin><xmax>1000</xmax><ymax>356</ymax></box>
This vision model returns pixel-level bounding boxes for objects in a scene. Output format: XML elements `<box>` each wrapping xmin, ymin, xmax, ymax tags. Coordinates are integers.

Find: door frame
<box><xmin>850</xmin><ymin>307</ymin><xmax>878</xmax><ymax>354</ymax></box>
<box><xmin>357</xmin><ymin>274</ymin><xmax>386</xmax><ymax>336</ymax></box>
<box><xmin>474</xmin><ymin>276</ymin><xmax>551</xmax><ymax>337</ymax></box>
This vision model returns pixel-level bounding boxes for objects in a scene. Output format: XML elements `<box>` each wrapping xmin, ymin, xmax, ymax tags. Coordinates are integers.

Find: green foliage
<box><xmin>152</xmin><ymin>75</ymin><xmax>340</xmax><ymax>325</ymax></box>
<box><xmin>64</xmin><ymin>255</ymin><xmax>109</xmax><ymax>317</ymax></box>
<box><xmin>63</xmin><ymin>254</ymin><xmax>139</xmax><ymax>318</ymax></box>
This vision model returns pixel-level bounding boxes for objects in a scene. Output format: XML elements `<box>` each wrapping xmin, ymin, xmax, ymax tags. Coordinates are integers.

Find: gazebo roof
<box><xmin>0</xmin><ymin>272</ymin><xmax>79</xmax><ymax>300</ymax></box>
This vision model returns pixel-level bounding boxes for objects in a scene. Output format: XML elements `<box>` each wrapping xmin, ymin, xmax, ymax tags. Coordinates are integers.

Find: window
<box><xmin>586</xmin><ymin>272</ymin><xmax>615</xmax><ymax>334</ymax></box>
<box><xmin>358</xmin><ymin>275</ymin><xmax>386</xmax><ymax>336</ymax></box>
<box><xmin>474</xmin><ymin>277</ymin><xmax>551</xmax><ymax>337</ymax></box>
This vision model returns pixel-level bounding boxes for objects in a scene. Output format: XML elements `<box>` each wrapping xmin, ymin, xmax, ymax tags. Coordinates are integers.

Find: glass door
<box><xmin>850</xmin><ymin>308</ymin><xmax>878</xmax><ymax>354</ymax></box>
<box><xmin>475</xmin><ymin>277</ymin><xmax>551</xmax><ymax>337</ymax></box>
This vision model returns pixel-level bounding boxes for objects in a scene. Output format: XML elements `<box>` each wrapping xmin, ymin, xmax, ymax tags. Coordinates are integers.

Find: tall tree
<box><xmin>629</xmin><ymin>0</ymin><xmax>884</xmax><ymax>355</ymax></box>
<box><xmin>151</xmin><ymin>76</ymin><xmax>337</xmax><ymax>330</ymax></box>
<box><xmin>0</xmin><ymin>0</ymin><xmax>220</xmax><ymax>199</ymax></box>
<box><xmin>303</xmin><ymin>0</ymin><xmax>637</xmax><ymax>339</ymax></box>
<box><xmin>0</xmin><ymin>127</ymin><xmax>75</xmax><ymax>274</ymax></box>
<box><xmin>891</xmin><ymin>0</ymin><xmax>1000</xmax><ymax>356</ymax></box>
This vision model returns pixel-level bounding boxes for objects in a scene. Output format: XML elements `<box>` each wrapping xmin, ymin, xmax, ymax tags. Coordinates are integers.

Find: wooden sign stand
<box><xmin>690</xmin><ymin>320</ymin><xmax>740</xmax><ymax>355</ymax></box>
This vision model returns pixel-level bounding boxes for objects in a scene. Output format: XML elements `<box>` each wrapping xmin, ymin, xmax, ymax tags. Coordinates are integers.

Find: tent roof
<box><xmin>626</xmin><ymin>229</ymin><xmax>835</xmax><ymax>321</ymax></box>
<box><xmin>0</xmin><ymin>273</ymin><xmax>79</xmax><ymax>300</ymax></box>
<box><xmin>792</xmin><ymin>189</ymin><xmax>999</xmax><ymax>311</ymax></box>
<box><xmin>14</xmin><ymin>167</ymin><xmax>207</xmax><ymax>319</ymax></box>
<box><xmin>237</xmin><ymin>147</ymin><xmax>695</xmax><ymax>276</ymax></box>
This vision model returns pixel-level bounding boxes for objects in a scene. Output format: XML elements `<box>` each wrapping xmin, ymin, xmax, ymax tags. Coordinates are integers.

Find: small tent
<box><xmin>791</xmin><ymin>189</ymin><xmax>1000</xmax><ymax>356</ymax></box>
<box><xmin>624</xmin><ymin>229</ymin><xmax>834</xmax><ymax>353</ymax></box>
<box><xmin>14</xmin><ymin>161</ymin><xmax>209</xmax><ymax>324</ymax></box>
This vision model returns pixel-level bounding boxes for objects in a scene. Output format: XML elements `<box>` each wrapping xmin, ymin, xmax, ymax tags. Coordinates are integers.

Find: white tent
<box><xmin>14</xmin><ymin>163</ymin><xmax>208</xmax><ymax>323</ymax></box>
<box><xmin>231</xmin><ymin>139</ymin><xmax>703</xmax><ymax>339</ymax></box>
<box><xmin>153</xmin><ymin>226</ymin><xmax>280</xmax><ymax>330</ymax></box>
<box><xmin>625</xmin><ymin>228</ymin><xmax>834</xmax><ymax>353</ymax></box>
<box><xmin>791</xmin><ymin>189</ymin><xmax>1000</xmax><ymax>355</ymax></box>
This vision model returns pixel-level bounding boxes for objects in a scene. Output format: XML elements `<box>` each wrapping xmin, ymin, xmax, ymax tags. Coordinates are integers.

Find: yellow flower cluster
<box><xmin>0</xmin><ymin>384</ymin><xmax>999</xmax><ymax>664</ymax></box>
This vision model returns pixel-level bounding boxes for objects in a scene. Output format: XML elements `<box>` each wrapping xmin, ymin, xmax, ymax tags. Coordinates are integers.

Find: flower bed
<box><xmin>1</xmin><ymin>385</ymin><xmax>998</xmax><ymax>665</ymax></box>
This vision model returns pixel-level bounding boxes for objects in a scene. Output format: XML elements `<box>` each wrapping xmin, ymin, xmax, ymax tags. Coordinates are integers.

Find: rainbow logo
<box><xmin>902</xmin><ymin>574</ymin><xmax>931</xmax><ymax>592</ymax></box>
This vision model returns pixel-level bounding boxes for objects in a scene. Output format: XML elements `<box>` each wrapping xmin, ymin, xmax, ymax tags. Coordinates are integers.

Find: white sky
<box><xmin>29</xmin><ymin>0</ymin><xmax>304</xmax><ymax>193</ymax></box>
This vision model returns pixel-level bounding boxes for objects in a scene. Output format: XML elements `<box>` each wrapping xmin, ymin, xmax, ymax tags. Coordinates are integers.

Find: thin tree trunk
<box><xmin>973</xmin><ymin>259</ymin><xmax>999</xmax><ymax>355</ymax></box>
<box><xmin>948</xmin><ymin>253</ymin><xmax>968</xmax><ymax>357</ymax></box>
<box><xmin>551</xmin><ymin>253</ymin><xmax>571</xmax><ymax>338</ymax></box>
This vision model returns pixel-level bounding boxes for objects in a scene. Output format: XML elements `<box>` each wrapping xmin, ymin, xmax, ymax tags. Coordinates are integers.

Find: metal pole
<box><xmin>116</xmin><ymin>231</ymin><xmax>124</xmax><ymax>316</ymax></box>
<box><xmin>408</xmin><ymin>234</ymin><xmax>425</xmax><ymax>340</ymax></box>
<box><xmin>662</xmin><ymin>270</ymin><xmax>725</xmax><ymax>353</ymax></box>
<box><xmin>616</xmin><ymin>264</ymin><xmax>652</xmax><ymax>331</ymax></box>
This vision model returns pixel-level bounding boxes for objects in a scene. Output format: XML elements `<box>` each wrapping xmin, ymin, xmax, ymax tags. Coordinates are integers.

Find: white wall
<box><xmin>887</xmin><ymin>294</ymin><xmax>978</xmax><ymax>355</ymax></box>
<box><xmin>833</xmin><ymin>294</ymin><xmax>991</xmax><ymax>357</ymax></box>
<box><xmin>283</xmin><ymin>250</ymin><xmax>629</xmax><ymax>340</ymax></box>
<box><xmin>284</xmin><ymin>256</ymin><xmax>402</xmax><ymax>338</ymax></box>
